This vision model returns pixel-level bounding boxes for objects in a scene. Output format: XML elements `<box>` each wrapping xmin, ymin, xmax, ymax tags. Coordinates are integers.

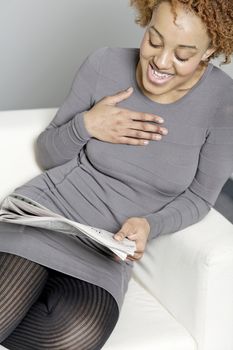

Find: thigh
<box><xmin>3</xmin><ymin>269</ymin><xmax>119</xmax><ymax>350</ymax></box>
<box><xmin>0</xmin><ymin>252</ymin><xmax>49</xmax><ymax>342</ymax></box>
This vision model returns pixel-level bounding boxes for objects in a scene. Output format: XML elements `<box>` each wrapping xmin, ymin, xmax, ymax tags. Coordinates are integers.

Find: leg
<box><xmin>3</xmin><ymin>270</ymin><xmax>119</xmax><ymax>350</ymax></box>
<box><xmin>0</xmin><ymin>252</ymin><xmax>49</xmax><ymax>342</ymax></box>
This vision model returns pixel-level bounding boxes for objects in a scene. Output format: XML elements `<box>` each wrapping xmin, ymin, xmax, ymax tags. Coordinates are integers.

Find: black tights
<box><xmin>0</xmin><ymin>252</ymin><xmax>119</xmax><ymax>350</ymax></box>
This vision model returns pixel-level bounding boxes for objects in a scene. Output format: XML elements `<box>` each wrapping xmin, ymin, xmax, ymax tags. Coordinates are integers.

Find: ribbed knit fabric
<box><xmin>0</xmin><ymin>47</ymin><xmax>232</xmax><ymax>312</ymax></box>
<box><xmin>15</xmin><ymin>47</ymin><xmax>233</xmax><ymax>238</ymax></box>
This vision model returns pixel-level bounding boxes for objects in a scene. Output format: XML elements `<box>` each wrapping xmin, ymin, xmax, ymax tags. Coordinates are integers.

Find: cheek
<box><xmin>140</xmin><ymin>40</ymin><xmax>148</xmax><ymax>56</ymax></box>
<box><xmin>140</xmin><ymin>33</ymin><xmax>152</xmax><ymax>58</ymax></box>
<box><xmin>175</xmin><ymin>60</ymin><xmax>201</xmax><ymax>77</ymax></box>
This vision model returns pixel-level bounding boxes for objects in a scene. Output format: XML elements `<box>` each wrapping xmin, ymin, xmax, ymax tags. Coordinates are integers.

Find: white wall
<box><xmin>0</xmin><ymin>0</ymin><xmax>232</xmax><ymax>111</ymax></box>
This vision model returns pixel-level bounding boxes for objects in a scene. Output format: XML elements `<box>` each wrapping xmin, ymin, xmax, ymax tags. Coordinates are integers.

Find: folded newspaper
<box><xmin>0</xmin><ymin>193</ymin><xmax>136</xmax><ymax>261</ymax></box>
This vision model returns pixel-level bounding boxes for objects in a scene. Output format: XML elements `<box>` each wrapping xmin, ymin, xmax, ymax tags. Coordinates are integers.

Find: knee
<box><xmin>37</xmin><ymin>294</ymin><xmax>118</xmax><ymax>350</ymax></box>
<box><xmin>0</xmin><ymin>253</ymin><xmax>49</xmax><ymax>342</ymax></box>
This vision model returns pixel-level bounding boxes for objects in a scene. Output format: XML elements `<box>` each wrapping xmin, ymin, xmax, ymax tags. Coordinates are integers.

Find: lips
<box><xmin>148</xmin><ymin>63</ymin><xmax>174</xmax><ymax>85</ymax></box>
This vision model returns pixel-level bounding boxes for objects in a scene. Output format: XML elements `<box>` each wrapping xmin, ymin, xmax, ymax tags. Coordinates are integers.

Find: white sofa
<box><xmin>0</xmin><ymin>108</ymin><xmax>233</xmax><ymax>350</ymax></box>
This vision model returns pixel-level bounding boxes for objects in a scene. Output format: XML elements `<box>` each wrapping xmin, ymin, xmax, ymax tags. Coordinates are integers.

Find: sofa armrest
<box><xmin>133</xmin><ymin>208</ymin><xmax>233</xmax><ymax>350</ymax></box>
<box><xmin>0</xmin><ymin>108</ymin><xmax>57</xmax><ymax>202</ymax></box>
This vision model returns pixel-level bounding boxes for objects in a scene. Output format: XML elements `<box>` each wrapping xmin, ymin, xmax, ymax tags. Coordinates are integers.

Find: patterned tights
<box><xmin>0</xmin><ymin>252</ymin><xmax>119</xmax><ymax>350</ymax></box>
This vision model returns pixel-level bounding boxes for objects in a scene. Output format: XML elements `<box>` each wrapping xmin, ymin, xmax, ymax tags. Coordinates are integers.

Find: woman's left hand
<box><xmin>114</xmin><ymin>217</ymin><xmax>151</xmax><ymax>261</ymax></box>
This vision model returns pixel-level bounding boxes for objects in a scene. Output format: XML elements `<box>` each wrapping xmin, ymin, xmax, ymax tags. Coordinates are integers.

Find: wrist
<box><xmin>141</xmin><ymin>217</ymin><xmax>150</xmax><ymax>232</ymax></box>
<box><xmin>83</xmin><ymin>111</ymin><xmax>93</xmax><ymax>137</ymax></box>
<box><xmin>74</xmin><ymin>113</ymin><xmax>92</xmax><ymax>141</ymax></box>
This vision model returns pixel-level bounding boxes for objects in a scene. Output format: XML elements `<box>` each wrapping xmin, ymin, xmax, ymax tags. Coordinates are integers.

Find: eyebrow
<box><xmin>149</xmin><ymin>26</ymin><xmax>198</xmax><ymax>50</ymax></box>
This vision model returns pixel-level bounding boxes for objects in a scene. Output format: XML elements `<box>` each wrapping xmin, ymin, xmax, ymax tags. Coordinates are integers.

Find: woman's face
<box><xmin>136</xmin><ymin>1</ymin><xmax>215</xmax><ymax>103</ymax></box>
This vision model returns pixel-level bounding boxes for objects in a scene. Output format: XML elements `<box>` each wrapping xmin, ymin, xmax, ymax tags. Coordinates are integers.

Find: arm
<box><xmin>143</xmin><ymin>93</ymin><xmax>233</xmax><ymax>240</ymax></box>
<box><xmin>36</xmin><ymin>47</ymin><xmax>107</xmax><ymax>170</ymax></box>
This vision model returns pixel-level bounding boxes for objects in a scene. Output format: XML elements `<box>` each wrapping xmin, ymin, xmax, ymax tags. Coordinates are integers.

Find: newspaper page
<box><xmin>0</xmin><ymin>193</ymin><xmax>136</xmax><ymax>261</ymax></box>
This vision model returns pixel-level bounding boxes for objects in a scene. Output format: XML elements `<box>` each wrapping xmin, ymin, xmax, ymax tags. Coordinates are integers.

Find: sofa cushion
<box><xmin>103</xmin><ymin>278</ymin><xmax>196</xmax><ymax>350</ymax></box>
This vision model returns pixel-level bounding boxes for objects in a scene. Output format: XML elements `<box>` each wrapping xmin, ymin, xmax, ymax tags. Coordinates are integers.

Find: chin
<box><xmin>143</xmin><ymin>75</ymin><xmax>174</xmax><ymax>97</ymax></box>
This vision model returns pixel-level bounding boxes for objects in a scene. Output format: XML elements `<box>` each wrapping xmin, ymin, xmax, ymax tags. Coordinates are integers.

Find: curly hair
<box><xmin>129</xmin><ymin>0</ymin><xmax>233</xmax><ymax>65</ymax></box>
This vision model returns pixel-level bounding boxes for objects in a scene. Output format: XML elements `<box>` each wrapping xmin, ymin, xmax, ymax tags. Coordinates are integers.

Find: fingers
<box><xmin>126</xmin><ymin>124</ymin><xmax>167</xmax><ymax>139</ymax></box>
<box><xmin>116</xmin><ymin>120</ymin><xmax>168</xmax><ymax>145</ymax></box>
<box><xmin>114</xmin><ymin>252</ymin><xmax>142</xmax><ymax>263</ymax></box>
<box><xmin>114</xmin><ymin>232</ymin><xmax>143</xmax><ymax>262</ymax></box>
<box><xmin>114</xmin><ymin>218</ymin><xmax>149</xmax><ymax>262</ymax></box>
<box><xmin>129</xmin><ymin>112</ymin><xmax>164</xmax><ymax>125</ymax></box>
<box><xmin>115</xmin><ymin>118</ymin><xmax>168</xmax><ymax>146</ymax></box>
<box><xmin>126</xmin><ymin>248</ymin><xmax>144</xmax><ymax>261</ymax></box>
<box><xmin>114</xmin><ymin>230</ymin><xmax>141</xmax><ymax>261</ymax></box>
<box><xmin>114</xmin><ymin>230</ymin><xmax>129</xmax><ymax>241</ymax></box>
<box><xmin>126</xmin><ymin>253</ymin><xmax>143</xmax><ymax>261</ymax></box>
<box><xmin>130</xmin><ymin>121</ymin><xmax>168</xmax><ymax>135</ymax></box>
<box><xmin>114</xmin><ymin>222</ymin><xmax>136</xmax><ymax>241</ymax></box>
<box><xmin>105</xmin><ymin>87</ymin><xmax>134</xmax><ymax>106</ymax></box>
<box><xmin>101</xmin><ymin>87</ymin><xmax>168</xmax><ymax>146</ymax></box>
<box><xmin>103</xmin><ymin>87</ymin><xmax>167</xmax><ymax>130</ymax></box>
<box><xmin>106</xmin><ymin>89</ymin><xmax>164</xmax><ymax>125</ymax></box>
<box><xmin>116</xmin><ymin>136</ymin><xmax>159</xmax><ymax>146</ymax></box>
<box><xmin>123</xmin><ymin>109</ymin><xmax>164</xmax><ymax>126</ymax></box>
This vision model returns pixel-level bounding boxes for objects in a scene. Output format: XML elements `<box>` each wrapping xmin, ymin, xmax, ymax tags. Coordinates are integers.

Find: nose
<box><xmin>153</xmin><ymin>49</ymin><xmax>173</xmax><ymax>71</ymax></box>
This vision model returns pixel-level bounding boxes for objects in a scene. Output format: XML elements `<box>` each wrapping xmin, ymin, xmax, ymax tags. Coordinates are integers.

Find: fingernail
<box><xmin>144</xmin><ymin>140</ymin><xmax>149</xmax><ymax>145</ymax></box>
<box><xmin>158</xmin><ymin>118</ymin><xmax>164</xmax><ymax>123</ymax></box>
<box><xmin>114</xmin><ymin>235</ymin><xmax>121</xmax><ymax>241</ymax></box>
<box><xmin>126</xmin><ymin>87</ymin><xmax>133</xmax><ymax>93</ymax></box>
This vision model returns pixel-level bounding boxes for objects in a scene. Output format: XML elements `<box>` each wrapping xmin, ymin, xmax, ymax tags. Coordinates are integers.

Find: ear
<box><xmin>201</xmin><ymin>46</ymin><xmax>216</xmax><ymax>61</ymax></box>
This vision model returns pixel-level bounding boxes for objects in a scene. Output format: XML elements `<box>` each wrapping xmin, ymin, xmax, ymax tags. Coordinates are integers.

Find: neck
<box><xmin>135</xmin><ymin>61</ymin><xmax>208</xmax><ymax>104</ymax></box>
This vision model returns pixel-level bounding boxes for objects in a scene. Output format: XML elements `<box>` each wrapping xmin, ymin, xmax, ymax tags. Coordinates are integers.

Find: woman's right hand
<box><xmin>83</xmin><ymin>87</ymin><xmax>168</xmax><ymax>146</ymax></box>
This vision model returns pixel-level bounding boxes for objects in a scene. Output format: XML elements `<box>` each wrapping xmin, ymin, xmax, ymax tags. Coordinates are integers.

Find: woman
<box><xmin>0</xmin><ymin>0</ymin><xmax>233</xmax><ymax>349</ymax></box>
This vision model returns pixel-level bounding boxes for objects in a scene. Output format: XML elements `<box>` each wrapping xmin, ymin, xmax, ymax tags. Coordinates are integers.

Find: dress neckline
<box><xmin>130</xmin><ymin>49</ymin><xmax>214</xmax><ymax>108</ymax></box>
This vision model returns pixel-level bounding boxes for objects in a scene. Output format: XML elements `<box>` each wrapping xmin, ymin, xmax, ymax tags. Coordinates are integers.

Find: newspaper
<box><xmin>0</xmin><ymin>193</ymin><xmax>136</xmax><ymax>261</ymax></box>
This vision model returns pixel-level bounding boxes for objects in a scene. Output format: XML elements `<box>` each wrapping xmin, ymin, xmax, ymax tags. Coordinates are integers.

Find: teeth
<box><xmin>150</xmin><ymin>65</ymin><xmax>172</xmax><ymax>79</ymax></box>
<box><xmin>152</xmin><ymin>69</ymin><xmax>170</xmax><ymax>78</ymax></box>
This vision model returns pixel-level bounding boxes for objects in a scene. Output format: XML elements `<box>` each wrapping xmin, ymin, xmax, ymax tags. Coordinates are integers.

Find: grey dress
<box><xmin>0</xmin><ymin>47</ymin><xmax>233</xmax><ymax>311</ymax></box>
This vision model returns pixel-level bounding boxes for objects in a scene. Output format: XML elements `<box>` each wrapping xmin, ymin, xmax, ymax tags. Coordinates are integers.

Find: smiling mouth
<box><xmin>149</xmin><ymin>64</ymin><xmax>174</xmax><ymax>78</ymax></box>
<box><xmin>147</xmin><ymin>63</ymin><xmax>175</xmax><ymax>85</ymax></box>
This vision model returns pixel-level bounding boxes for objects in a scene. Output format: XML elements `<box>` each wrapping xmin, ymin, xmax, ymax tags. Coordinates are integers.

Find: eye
<box><xmin>148</xmin><ymin>38</ymin><xmax>162</xmax><ymax>48</ymax></box>
<box><xmin>148</xmin><ymin>34</ymin><xmax>190</xmax><ymax>62</ymax></box>
<box><xmin>175</xmin><ymin>55</ymin><xmax>189</xmax><ymax>62</ymax></box>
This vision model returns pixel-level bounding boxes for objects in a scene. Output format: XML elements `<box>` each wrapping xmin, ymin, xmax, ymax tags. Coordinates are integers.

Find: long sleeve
<box><xmin>143</xmin><ymin>87</ymin><xmax>233</xmax><ymax>240</ymax></box>
<box><xmin>36</xmin><ymin>47</ymin><xmax>107</xmax><ymax>170</ymax></box>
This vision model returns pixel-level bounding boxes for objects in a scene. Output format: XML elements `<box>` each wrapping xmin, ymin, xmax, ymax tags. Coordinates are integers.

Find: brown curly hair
<box><xmin>129</xmin><ymin>0</ymin><xmax>233</xmax><ymax>65</ymax></box>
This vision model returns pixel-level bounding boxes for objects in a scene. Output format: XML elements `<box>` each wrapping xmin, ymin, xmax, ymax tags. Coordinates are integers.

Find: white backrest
<box><xmin>0</xmin><ymin>108</ymin><xmax>58</xmax><ymax>201</ymax></box>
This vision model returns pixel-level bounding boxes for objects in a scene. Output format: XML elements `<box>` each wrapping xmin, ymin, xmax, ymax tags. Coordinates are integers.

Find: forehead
<box><xmin>150</xmin><ymin>2</ymin><xmax>209</xmax><ymax>46</ymax></box>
